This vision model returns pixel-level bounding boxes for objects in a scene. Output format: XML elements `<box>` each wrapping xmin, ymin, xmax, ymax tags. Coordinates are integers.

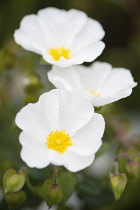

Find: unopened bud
<box><xmin>3</xmin><ymin>169</ymin><xmax>26</xmax><ymax>193</ymax></box>
<box><xmin>6</xmin><ymin>191</ymin><xmax>26</xmax><ymax>209</ymax></box>
<box><xmin>110</xmin><ymin>172</ymin><xmax>127</xmax><ymax>200</ymax></box>
<box><xmin>41</xmin><ymin>179</ymin><xmax>62</xmax><ymax>208</ymax></box>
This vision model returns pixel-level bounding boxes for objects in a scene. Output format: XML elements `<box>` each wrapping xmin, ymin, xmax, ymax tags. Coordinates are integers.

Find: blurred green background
<box><xmin>0</xmin><ymin>0</ymin><xmax>140</xmax><ymax>210</ymax></box>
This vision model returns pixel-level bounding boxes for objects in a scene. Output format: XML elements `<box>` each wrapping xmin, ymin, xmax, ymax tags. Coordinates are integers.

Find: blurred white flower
<box><xmin>87</xmin><ymin>144</ymin><xmax>117</xmax><ymax>178</ymax></box>
<box><xmin>66</xmin><ymin>192</ymin><xmax>83</xmax><ymax>210</ymax></box>
<box><xmin>48</xmin><ymin>62</ymin><xmax>137</xmax><ymax>107</ymax></box>
<box><xmin>15</xmin><ymin>89</ymin><xmax>105</xmax><ymax>172</ymax></box>
<box><xmin>14</xmin><ymin>7</ymin><xmax>105</xmax><ymax>67</ymax></box>
<box><xmin>36</xmin><ymin>201</ymin><xmax>56</xmax><ymax>210</ymax></box>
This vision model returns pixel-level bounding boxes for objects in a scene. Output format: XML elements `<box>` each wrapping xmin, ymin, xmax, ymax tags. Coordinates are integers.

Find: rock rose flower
<box><xmin>15</xmin><ymin>89</ymin><xmax>105</xmax><ymax>172</ymax></box>
<box><xmin>48</xmin><ymin>62</ymin><xmax>137</xmax><ymax>107</ymax></box>
<box><xmin>14</xmin><ymin>7</ymin><xmax>105</xmax><ymax>67</ymax></box>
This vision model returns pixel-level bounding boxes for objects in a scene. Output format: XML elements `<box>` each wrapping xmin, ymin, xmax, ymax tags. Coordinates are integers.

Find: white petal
<box><xmin>48</xmin><ymin>150</ymin><xmax>95</xmax><ymax>172</ymax></box>
<box><xmin>14</xmin><ymin>15</ymin><xmax>46</xmax><ymax>54</ymax></box>
<box><xmin>71</xmin><ymin>17</ymin><xmax>105</xmax><ymax>50</ymax></box>
<box><xmin>55</xmin><ymin>90</ymin><xmax>94</xmax><ymax>135</ymax></box>
<box><xmin>15</xmin><ymin>92</ymin><xmax>60</xmax><ymax>140</ymax></box>
<box><xmin>48</xmin><ymin>66</ymin><xmax>82</xmax><ymax>90</ymax></box>
<box><xmin>67</xmin><ymin>62</ymin><xmax>112</xmax><ymax>91</ymax></box>
<box><xmin>72</xmin><ymin>41</ymin><xmax>105</xmax><ymax>64</ymax></box>
<box><xmin>65</xmin><ymin>153</ymin><xmax>95</xmax><ymax>172</ymax></box>
<box><xmin>38</xmin><ymin>8</ymin><xmax>87</xmax><ymax>48</ymax></box>
<box><xmin>48</xmin><ymin>62</ymin><xmax>112</xmax><ymax>93</ymax></box>
<box><xmin>20</xmin><ymin>132</ymin><xmax>50</xmax><ymax>168</ymax></box>
<box><xmin>101</xmin><ymin>68</ymin><xmax>137</xmax><ymax>97</ymax></box>
<box><xmin>68</xmin><ymin>113</ymin><xmax>104</xmax><ymax>156</ymax></box>
<box><xmin>16</xmin><ymin>101</ymin><xmax>48</xmax><ymax>140</ymax></box>
<box><xmin>85</xmin><ymin>62</ymin><xmax>112</xmax><ymax>91</ymax></box>
<box><xmin>88</xmin><ymin>89</ymin><xmax>134</xmax><ymax>107</ymax></box>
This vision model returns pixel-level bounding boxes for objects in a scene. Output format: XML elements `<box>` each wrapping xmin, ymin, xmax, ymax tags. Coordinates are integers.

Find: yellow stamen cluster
<box><xmin>46</xmin><ymin>129</ymin><xmax>72</xmax><ymax>153</ymax></box>
<box><xmin>49</xmin><ymin>48</ymin><xmax>70</xmax><ymax>61</ymax></box>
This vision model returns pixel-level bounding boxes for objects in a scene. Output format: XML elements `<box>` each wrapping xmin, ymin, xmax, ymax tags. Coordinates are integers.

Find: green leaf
<box><xmin>41</xmin><ymin>179</ymin><xmax>62</xmax><ymax>208</ymax></box>
<box><xmin>58</xmin><ymin>171</ymin><xmax>77</xmax><ymax>205</ymax></box>
<box><xmin>77</xmin><ymin>177</ymin><xmax>101</xmax><ymax>196</ymax></box>
<box><xmin>77</xmin><ymin>177</ymin><xmax>113</xmax><ymax>208</ymax></box>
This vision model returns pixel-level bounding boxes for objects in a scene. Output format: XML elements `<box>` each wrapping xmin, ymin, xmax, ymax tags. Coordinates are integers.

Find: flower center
<box><xmin>49</xmin><ymin>48</ymin><xmax>70</xmax><ymax>61</ymax></box>
<box><xmin>86</xmin><ymin>89</ymin><xmax>100</xmax><ymax>97</ymax></box>
<box><xmin>46</xmin><ymin>129</ymin><xmax>72</xmax><ymax>153</ymax></box>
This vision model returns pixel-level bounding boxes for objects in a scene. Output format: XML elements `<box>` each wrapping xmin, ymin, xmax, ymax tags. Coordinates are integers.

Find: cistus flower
<box><xmin>48</xmin><ymin>62</ymin><xmax>137</xmax><ymax>107</ymax></box>
<box><xmin>15</xmin><ymin>89</ymin><xmax>105</xmax><ymax>172</ymax></box>
<box><xmin>14</xmin><ymin>7</ymin><xmax>105</xmax><ymax>67</ymax></box>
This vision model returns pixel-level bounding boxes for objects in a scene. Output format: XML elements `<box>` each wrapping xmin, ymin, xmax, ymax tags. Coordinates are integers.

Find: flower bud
<box><xmin>6</xmin><ymin>191</ymin><xmax>26</xmax><ymax>209</ymax></box>
<box><xmin>109</xmin><ymin>173</ymin><xmax>127</xmax><ymax>200</ymax></box>
<box><xmin>41</xmin><ymin>179</ymin><xmax>62</xmax><ymax>208</ymax></box>
<box><xmin>3</xmin><ymin>169</ymin><xmax>26</xmax><ymax>193</ymax></box>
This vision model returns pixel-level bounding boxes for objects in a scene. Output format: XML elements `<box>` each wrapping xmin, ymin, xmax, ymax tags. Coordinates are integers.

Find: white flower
<box><xmin>48</xmin><ymin>62</ymin><xmax>137</xmax><ymax>107</ymax></box>
<box><xmin>14</xmin><ymin>7</ymin><xmax>105</xmax><ymax>67</ymax></box>
<box><xmin>15</xmin><ymin>89</ymin><xmax>105</xmax><ymax>172</ymax></box>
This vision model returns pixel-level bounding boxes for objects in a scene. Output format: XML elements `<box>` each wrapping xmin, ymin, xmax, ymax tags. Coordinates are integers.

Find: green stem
<box><xmin>53</xmin><ymin>166</ymin><xmax>59</xmax><ymax>184</ymax></box>
<box><xmin>114</xmin><ymin>161</ymin><xmax>119</xmax><ymax>175</ymax></box>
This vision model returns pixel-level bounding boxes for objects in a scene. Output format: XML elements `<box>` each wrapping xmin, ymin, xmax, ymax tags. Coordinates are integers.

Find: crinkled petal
<box><xmin>87</xmin><ymin>88</ymin><xmax>133</xmax><ymax>107</ymax></box>
<box><xmin>38</xmin><ymin>8</ymin><xmax>87</xmax><ymax>48</ymax></box>
<box><xmin>48</xmin><ymin>62</ymin><xmax>112</xmax><ymax>92</ymax></box>
<box><xmin>71</xmin><ymin>17</ymin><xmax>105</xmax><ymax>50</ymax></box>
<box><xmin>19</xmin><ymin>132</ymin><xmax>50</xmax><ymax>168</ymax></box>
<box><xmin>65</xmin><ymin>153</ymin><xmax>95</xmax><ymax>172</ymax></box>
<box><xmin>68</xmin><ymin>113</ymin><xmax>104</xmax><ymax>156</ymax></box>
<box><xmin>48</xmin><ymin>66</ymin><xmax>82</xmax><ymax>90</ymax></box>
<box><xmin>55</xmin><ymin>90</ymin><xmax>94</xmax><ymax>135</ymax></box>
<box><xmin>83</xmin><ymin>62</ymin><xmax>112</xmax><ymax>91</ymax></box>
<box><xmin>48</xmin><ymin>149</ymin><xmax>95</xmax><ymax>172</ymax></box>
<box><xmin>101</xmin><ymin>68</ymin><xmax>137</xmax><ymax>97</ymax></box>
<box><xmin>15</xmin><ymin>92</ymin><xmax>60</xmax><ymax>140</ymax></box>
<box><xmin>14</xmin><ymin>15</ymin><xmax>46</xmax><ymax>54</ymax></box>
<box><xmin>72</xmin><ymin>41</ymin><xmax>105</xmax><ymax>64</ymax></box>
